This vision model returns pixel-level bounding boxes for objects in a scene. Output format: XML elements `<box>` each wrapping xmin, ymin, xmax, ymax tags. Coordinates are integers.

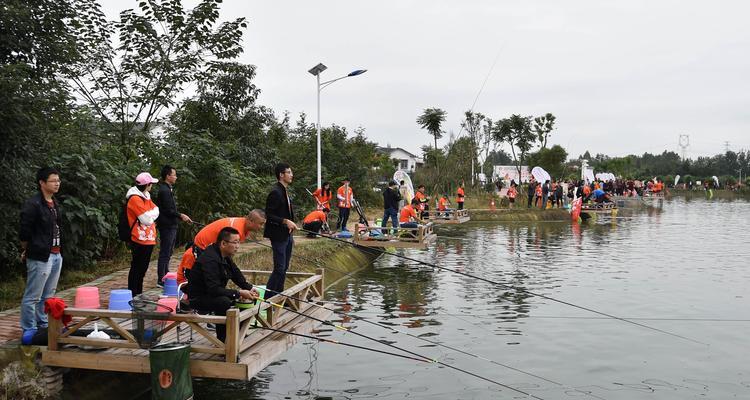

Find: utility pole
<box><xmin>678</xmin><ymin>134</ymin><xmax>690</xmax><ymax>161</ymax></box>
<box><xmin>724</xmin><ymin>141</ymin><xmax>730</xmax><ymax>153</ymax></box>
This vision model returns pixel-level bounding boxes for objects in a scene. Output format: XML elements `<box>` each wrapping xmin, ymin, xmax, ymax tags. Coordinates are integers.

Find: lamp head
<box><xmin>348</xmin><ymin>69</ymin><xmax>367</xmax><ymax>77</ymax></box>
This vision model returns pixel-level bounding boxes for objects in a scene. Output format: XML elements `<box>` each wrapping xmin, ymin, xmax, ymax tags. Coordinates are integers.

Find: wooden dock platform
<box><xmin>352</xmin><ymin>222</ymin><xmax>436</xmax><ymax>249</ymax></box>
<box><xmin>581</xmin><ymin>202</ymin><xmax>618</xmax><ymax>216</ymax></box>
<box><xmin>426</xmin><ymin>209</ymin><xmax>470</xmax><ymax>224</ymax></box>
<box><xmin>41</xmin><ymin>269</ymin><xmax>331</xmax><ymax>381</ymax></box>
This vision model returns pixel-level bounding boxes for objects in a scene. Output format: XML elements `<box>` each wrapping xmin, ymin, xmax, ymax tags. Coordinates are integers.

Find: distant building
<box><xmin>377</xmin><ymin>145</ymin><xmax>423</xmax><ymax>173</ymax></box>
<box><xmin>493</xmin><ymin>165</ymin><xmax>531</xmax><ymax>183</ymax></box>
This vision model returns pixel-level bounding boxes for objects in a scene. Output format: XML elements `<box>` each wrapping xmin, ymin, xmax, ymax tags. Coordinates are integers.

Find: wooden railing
<box><xmin>47</xmin><ymin>269</ymin><xmax>325</xmax><ymax>364</ymax></box>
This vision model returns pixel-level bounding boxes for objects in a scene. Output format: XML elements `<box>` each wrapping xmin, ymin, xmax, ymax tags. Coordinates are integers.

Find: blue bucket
<box><xmin>163</xmin><ymin>278</ymin><xmax>179</xmax><ymax>297</ymax></box>
<box><xmin>108</xmin><ymin>289</ymin><xmax>133</xmax><ymax>310</ymax></box>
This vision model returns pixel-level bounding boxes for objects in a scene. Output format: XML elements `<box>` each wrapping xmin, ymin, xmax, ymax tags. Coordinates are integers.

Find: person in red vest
<box><xmin>399</xmin><ymin>198</ymin><xmax>422</xmax><ymax>228</ymax></box>
<box><xmin>456</xmin><ymin>182</ymin><xmax>466</xmax><ymax>210</ymax></box>
<box><xmin>302</xmin><ymin>209</ymin><xmax>329</xmax><ymax>238</ymax></box>
<box><xmin>336</xmin><ymin>177</ymin><xmax>354</xmax><ymax>231</ymax></box>
<box><xmin>437</xmin><ymin>193</ymin><xmax>452</xmax><ymax>217</ymax></box>
<box><xmin>312</xmin><ymin>181</ymin><xmax>332</xmax><ymax>211</ymax></box>
<box><xmin>176</xmin><ymin>210</ymin><xmax>266</xmax><ymax>285</ymax></box>
<box><xmin>414</xmin><ymin>185</ymin><xmax>430</xmax><ymax>219</ymax></box>
<box><xmin>507</xmin><ymin>182</ymin><xmax>518</xmax><ymax>208</ymax></box>
<box><xmin>126</xmin><ymin>172</ymin><xmax>160</xmax><ymax>296</ymax></box>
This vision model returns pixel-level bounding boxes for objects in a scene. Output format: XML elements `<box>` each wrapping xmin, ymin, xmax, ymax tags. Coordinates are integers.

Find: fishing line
<box><xmin>260</xmin><ymin>298</ymin><xmax>543</xmax><ymax>399</ymax></box>
<box><xmin>300</xmin><ymin>228</ymin><xmax>708</xmax><ymax>346</ymax></box>
<box><xmin>264</xmin><ymin>288</ymin><xmax>605</xmax><ymax>400</ymax></box>
<box><xmin>253</xmin><ymin>325</ymin><xmax>429</xmax><ymax>363</ymax></box>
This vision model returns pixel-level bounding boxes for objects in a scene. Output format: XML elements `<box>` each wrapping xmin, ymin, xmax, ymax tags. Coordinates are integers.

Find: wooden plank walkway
<box><xmin>352</xmin><ymin>222</ymin><xmax>436</xmax><ymax>249</ymax></box>
<box><xmin>41</xmin><ymin>269</ymin><xmax>331</xmax><ymax>381</ymax></box>
<box><xmin>426</xmin><ymin>209</ymin><xmax>471</xmax><ymax>224</ymax></box>
<box><xmin>0</xmin><ymin>238</ymin><xmax>315</xmax><ymax>345</ymax></box>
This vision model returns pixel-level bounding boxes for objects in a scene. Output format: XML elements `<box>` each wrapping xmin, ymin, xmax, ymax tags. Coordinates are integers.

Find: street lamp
<box><xmin>308</xmin><ymin>63</ymin><xmax>367</xmax><ymax>189</ymax></box>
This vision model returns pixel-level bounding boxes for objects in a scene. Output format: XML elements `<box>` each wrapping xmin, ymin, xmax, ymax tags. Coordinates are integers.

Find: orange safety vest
<box><xmin>337</xmin><ymin>185</ymin><xmax>354</xmax><ymax>208</ymax></box>
<box><xmin>414</xmin><ymin>191</ymin><xmax>428</xmax><ymax>211</ymax></box>
<box><xmin>303</xmin><ymin>210</ymin><xmax>327</xmax><ymax>224</ymax></box>
<box><xmin>313</xmin><ymin>188</ymin><xmax>332</xmax><ymax>210</ymax></box>
<box><xmin>399</xmin><ymin>204</ymin><xmax>418</xmax><ymax>223</ymax></box>
<box><xmin>456</xmin><ymin>187</ymin><xmax>465</xmax><ymax>203</ymax></box>
<box><xmin>438</xmin><ymin>197</ymin><xmax>448</xmax><ymax>211</ymax></box>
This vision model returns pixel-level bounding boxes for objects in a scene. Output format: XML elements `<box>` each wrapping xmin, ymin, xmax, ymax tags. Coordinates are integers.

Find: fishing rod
<box><xmin>299</xmin><ymin>228</ymin><xmax>708</xmax><ymax>346</ymax></box>
<box><xmin>260</xmin><ymin>298</ymin><xmax>543</xmax><ymax>399</ymax></box>
<box><xmin>253</xmin><ymin>325</ymin><xmax>429</xmax><ymax>364</ymax></box>
<box><xmin>263</xmin><ymin>288</ymin><xmax>605</xmax><ymax>400</ymax></box>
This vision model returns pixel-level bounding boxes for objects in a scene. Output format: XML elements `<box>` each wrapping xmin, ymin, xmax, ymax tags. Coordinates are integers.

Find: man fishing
<box><xmin>187</xmin><ymin>227</ymin><xmax>258</xmax><ymax>342</ymax></box>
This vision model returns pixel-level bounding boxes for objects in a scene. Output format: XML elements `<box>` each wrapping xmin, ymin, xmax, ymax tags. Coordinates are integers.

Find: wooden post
<box><xmin>225</xmin><ymin>309</ymin><xmax>239</xmax><ymax>363</ymax></box>
<box><xmin>47</xmin><ymin>314</ymin><xmax>62</xmax><ymax>351</ymax></box>
<box><xmin>315</xmin><ymin>268</ymin><xmax>324</xmax><ymax>299</ymax></box>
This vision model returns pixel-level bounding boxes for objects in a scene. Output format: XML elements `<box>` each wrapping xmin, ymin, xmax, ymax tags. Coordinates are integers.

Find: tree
<box><xmin>66</xmin><ymin>0</ymin><xmax>248</xmax><ymax>160</ymax></box>
<box><xmin>525</xmin><ymin>145</ymin><xmax>568</xmax><ymax>179</ymax></box>
<box><xmin>532</xmin><ymin>113</ymin><xmax>556</xmax><ymax>149</ymax></box>
<box><xmin>461</xmin><ymin>111</ymin><xmax>493</xmax><ymax>185</ymax></box>
<box><xmin>492</xmin><ymin>115</ymin><xmax>537</xmax><ymax>179</ymax></box>
<box><xmin>417</xmin><ymin>108</ymin><xmax>447</xmax><ymax>151</ymax></box>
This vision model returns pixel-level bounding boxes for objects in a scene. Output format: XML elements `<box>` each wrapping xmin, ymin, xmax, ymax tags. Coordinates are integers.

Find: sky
<box><xmin>99</xmin><ymin>1</ymin><xmax>750</xmax><ymax>160</ymax></box>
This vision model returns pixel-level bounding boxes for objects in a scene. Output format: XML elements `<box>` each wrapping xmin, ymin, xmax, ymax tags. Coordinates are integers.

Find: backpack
<box><xmin>117</xmin><ymin>196</ymin><xmax>139</xmax><ymax>242</ymax></box>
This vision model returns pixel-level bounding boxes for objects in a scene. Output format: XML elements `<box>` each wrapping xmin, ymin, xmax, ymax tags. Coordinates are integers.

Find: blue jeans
<box><xmin>157</xmin><ymin>226</ymin><xmax>178</xmax><ymax>284</ymax></box>
<box><xmin>265</xmin><ymin>236</ymin><xmax>294</xmax><ymax>299</ymax></box>
<box><xmin>21</xmin><ymin>253</ymin><xmax>62</xmax><ymax>331</ymax></box>
<box><xmin>381</xmin><ymin>208</ymin><xmax>399</xmax><ymax>230</ymax></box>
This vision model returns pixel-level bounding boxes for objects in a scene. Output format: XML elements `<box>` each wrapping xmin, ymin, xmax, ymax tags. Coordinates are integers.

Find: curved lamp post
<box><xmin>308</xmin><ymin>63</ymin><xmax>367</xmax><ymax>189</ymax></box>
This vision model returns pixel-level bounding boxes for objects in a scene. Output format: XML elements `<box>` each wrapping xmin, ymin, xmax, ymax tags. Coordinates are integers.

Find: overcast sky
<box><xmin>100</xmin><ymin>1</ymin><xmax>750</xmax><ymax>160</ymax></box>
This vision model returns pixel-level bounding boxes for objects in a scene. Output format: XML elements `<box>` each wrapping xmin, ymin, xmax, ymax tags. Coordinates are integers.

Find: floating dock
<box><xmin>426</xmin><ymin>209</ymin><xmax>471</xmax><ymax>224</ymax></box>
<box><xmin>581</xmin><ymin>202</ymin><xmax>618</xmax><ymax>216</ymax></box>
<box><xmin>42</xmin><ymin>269</ymin><xmax>330</xmax><ymax>381</ymax></box>
<box><xmin>352</xmin><ymin>223</ymin><xmax>437</xmax><ymax>249</ymax></box>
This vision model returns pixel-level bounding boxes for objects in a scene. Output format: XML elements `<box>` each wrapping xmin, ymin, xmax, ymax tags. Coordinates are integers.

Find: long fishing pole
<box><xmin>299</xmin><ymin>228</ymin><xmax>708</xmax><ymax>346</ymax></box>
<box><xmin>254</xmin><ymin>325</ymin><xmax>429</xmax><ymax>363</ymax></box>
<box><xmin>263</xmin><ymin>288</ymin><xmax>605</xmax><ymax>400</ymax></box>
<box><xmin>260</xmin><ymin>299</ymin><xmax>543</xmax><ymax>399</ymax></box>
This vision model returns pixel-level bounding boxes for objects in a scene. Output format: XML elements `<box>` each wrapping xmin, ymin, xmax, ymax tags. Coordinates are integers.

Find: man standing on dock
<box><xmin>264</xmin><ymin>163</ymin><xmax>297</xmax><ymax>299</ymax></box>
<box><xmin>154</xmin><ymin>165</ymin><xmax>192</xmax><ymax>287</ymax></box>
<box><xmin>336</xmin><ymin>177</ymin><xmax>354</xmax><ymax>231</ymax></box>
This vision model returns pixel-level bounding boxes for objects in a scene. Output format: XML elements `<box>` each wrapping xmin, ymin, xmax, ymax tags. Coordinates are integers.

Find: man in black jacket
<box><xmin>189</xmin><ymin>227</ymin><xmax>258</xmax><ymax>342</ymax></box>
<box><xmin>19</xmin><ymin>167</ymin><xmax>63</xmax><ymax>334</ymax></box>
<box><xmin>264</xmin><ymin>163</ymin><xmax>298</xmax><ymax>299</ymax></box>
<box><xmin>155</xmin><ymin>165</ymin><xmax>192</xmax><ymax>287</ymax></box>
<box><xmin>527</xmin><ymin>177</ymin><xmax>537</xmax><ymax>208</ymax></box>
<box><xmin>381</xmin><ymin>180</ymin><xmax>401</xmax><ymax>232</ymax></box>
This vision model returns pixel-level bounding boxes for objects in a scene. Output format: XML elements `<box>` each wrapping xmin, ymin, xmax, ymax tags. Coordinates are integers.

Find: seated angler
<box><xmin>186</xmin><ymin>227</ymin><xmax>258</xmax><ymax>342</ymax></box>
<box><xmin>592</xmin><ymin>188</ymin><xmax>612</xmax><ymax>204</ymax></box>
<box><xmin>399</xmin><ymin>198</ymin><xmax>422</xmax><ymax>229</ymax></box>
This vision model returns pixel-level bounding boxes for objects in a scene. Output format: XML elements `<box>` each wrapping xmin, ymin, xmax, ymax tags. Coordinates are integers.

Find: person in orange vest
<box><xmin>312</xmin><ymin>181</ymin><xmax>332</xmax><ymax>211</ymax></box>
<box><xmin>399</xmin><ymin>198</ymin><xmax>422</xmax><ymax>229</ymax></box>
<box><xmin>336</xmin><ymin>177</ymin><xmax>354</xmax><ymax>231</ymax></box>
<box><xmin>456</xmin><ymin>182</ymin><xmax>465</xmax><ymax>210</ymax></box>
<box><xmin>437</xmin><ymin>193</ymin><xmax>452</xmax><ymax>217</ymax></box>
<box><xmin>414</xmin><ymin>185</ymin><xmax>430</xmax><ymax>219</ymax></box>
<box><xmin>126</xmin><ymin>172</ymin><xmax>160</xmax><ymax>296</ymax></box>
<box><xmin>176</xmin><ymin>210</ymin><xmax>266</xmax><ymax>285</ymax></box>
<box><xmin>302</xmin><ymin>209</ymin><xmax>329</xmax><ymax>238</ymax></box>
<box><xmin>507</xmin><ymin>182</ymin><xmax>518</xmax><ymax>208</ymax></box>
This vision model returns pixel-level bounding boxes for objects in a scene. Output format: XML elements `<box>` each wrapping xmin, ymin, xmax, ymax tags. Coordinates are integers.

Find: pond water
<box><xmin>69</xmin><ymin>197</ymin><xmax>750</xmax><ymax>399</ymax></box>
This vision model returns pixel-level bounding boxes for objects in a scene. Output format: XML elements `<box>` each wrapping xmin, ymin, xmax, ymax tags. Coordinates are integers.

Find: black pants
<box><xmin>337</xmin><ymin>207</ymin><xmax>350</xmax><ymax>230</ymax></box>
<box><xmin>190</xmin><ymin>296</ymin><xmax>232</xmax><ymax>342</ymax></box>
<box><xmin>302</xmin><ymin>221</ymin><xmax>323</xmax><ymax>237</ymax></box>
<box><xmin>528</xmin><ymin>194</ymin><xmax>534</xmax><ymax>208</ymax></box>
<box><xmin>266</xmin><ymin>236</ymin><xmax>293</xmax><ymax>299</ymax></box>
<box><xmin>457</xmin><ymin>202</ymin><xmax>464</xmax><ymax>210</ymax></box>
<box><xmin>157</xmin><ymin>226</ymin><xmax>177</xmax><ymax>285</ymax></box>
<box><xmin>128</xmin><ymin>243</ymin><xmax>154</xmax><ymax>296</ymax></box>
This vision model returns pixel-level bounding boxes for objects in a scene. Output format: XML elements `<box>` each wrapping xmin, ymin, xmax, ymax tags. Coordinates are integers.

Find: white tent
<box><xmin>393</xmin><ymin>170</ymin><xmax>414</xmax><ymax>203</ymax></box>
<box><xmin>531</xmin><ymin>166</ymin><xmax>551</xmax><ymax>183</ymax></box>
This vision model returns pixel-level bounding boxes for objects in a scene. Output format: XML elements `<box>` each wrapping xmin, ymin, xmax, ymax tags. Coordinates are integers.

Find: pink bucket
<box><xmin>157</xmin><ymin>297</ymin><xmax>178</xmax><ymax>314</ymax></box>
<box><xmin>74</xmin><ymin>286</ymin><xmax>100</xmax><ymax>309</ymax></box>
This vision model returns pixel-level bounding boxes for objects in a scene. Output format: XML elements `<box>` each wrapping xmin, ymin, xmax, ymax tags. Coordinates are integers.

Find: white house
<box><xmin>377</xmin><ymin>146</ymin><xmax>423</xmax><ymax>173</ymax></box>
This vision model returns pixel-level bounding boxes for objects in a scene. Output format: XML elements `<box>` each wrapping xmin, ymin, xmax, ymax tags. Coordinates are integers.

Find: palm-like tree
<box><xmin>417</xmin><ymin>108</ymin><xmax>447</xmax><ymax>150</ymax></box>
